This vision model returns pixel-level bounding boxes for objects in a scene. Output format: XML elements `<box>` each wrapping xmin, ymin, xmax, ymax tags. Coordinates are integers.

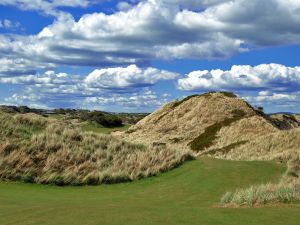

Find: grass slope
<box><xmin>1</xmin><ymin>158</ymin><xmax>299</xmax><ymax>225</ymax></box>
<box><xmin>0</xmin><ymin>112</ymin><xmax>190</xmax><ymax>185</ymax></box>
<box><xmin>82</xmin><ymin>122</ymin><xmax>130</xmax><ymax>134</ymax></box>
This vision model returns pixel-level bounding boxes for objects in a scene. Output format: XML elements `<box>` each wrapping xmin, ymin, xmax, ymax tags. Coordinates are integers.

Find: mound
<box><xmin>126</xmin><ymin>92</ymin><xmax>278</xmax><ymax>152</ymax></box>
<box><xmin>0</xmin><ymin>111</ymin><xmax>191</xmax><ymax>185</ymax></box>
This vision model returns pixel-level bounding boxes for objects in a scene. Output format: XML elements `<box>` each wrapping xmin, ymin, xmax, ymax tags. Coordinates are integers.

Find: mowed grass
<box><xmin>82</xmin><ymin>122</ymin><xmax>131</xmax><ymax>134</ymax></box>
<box><xmin>1</xmin><ymin>157</ymin><xmax>299</xmax><ymax>225</ymax></box>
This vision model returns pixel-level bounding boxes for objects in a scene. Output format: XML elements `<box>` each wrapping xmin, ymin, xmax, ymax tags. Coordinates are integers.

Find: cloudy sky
<box><xmin>0</xmin><ymin>0</ymin><xmax>300</xmax><ymax>112</ymax></box>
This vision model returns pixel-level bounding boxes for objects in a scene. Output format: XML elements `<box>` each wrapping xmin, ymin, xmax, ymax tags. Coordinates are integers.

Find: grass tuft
<box><xmin>221</xmin><ymin>157</ymin><xmax>300</xmax><ymax>206</ymax></box>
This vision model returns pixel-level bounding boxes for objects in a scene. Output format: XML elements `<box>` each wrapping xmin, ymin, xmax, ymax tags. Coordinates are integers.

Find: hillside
<box><xmin>0</xmin><ymin>111</ymin><xmax>191</xmax><ymax>185</ymax></box>
<box><xmin>126</xmin><ymin>92</ymin><xmax>279</xmax><ymax>153</ymax></box>
<box><xmin>126</xmin><ymin>92</ymin><xmax>300</xmax><ymax>206</ymax></box>
<box><xmin>126</xmin><ymin>92</ymin><xmax>300</xmax><ymax>163</ymax></box>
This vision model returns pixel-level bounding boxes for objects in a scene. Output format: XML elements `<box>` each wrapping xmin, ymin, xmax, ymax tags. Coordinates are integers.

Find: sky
<box><xmin>0</xmin><ymin>0</ymin><xmax>300</xmax><ymax>113</ymax></box>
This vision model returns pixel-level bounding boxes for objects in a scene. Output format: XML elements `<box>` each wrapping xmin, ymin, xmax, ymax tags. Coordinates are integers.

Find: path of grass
<box><xmin>0</xmin><ymin>158</ymin><xmax>299</xmax><ymax>225</ymax></box>
<box><xmin>82</xmin><ymin>122</ymin><xmax>131</xmax><ymax>134</ymax></box>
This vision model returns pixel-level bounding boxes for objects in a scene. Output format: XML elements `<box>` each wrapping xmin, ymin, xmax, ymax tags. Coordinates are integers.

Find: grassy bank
<box><xmin>0</xmin><ymin>112</ymin><xmax>191</xmax><ymax>185</ymax></box>
<box><xmin>1</xmin><ymin>158</ymin><xmax>298</xmax><ymax>225</ymax></box>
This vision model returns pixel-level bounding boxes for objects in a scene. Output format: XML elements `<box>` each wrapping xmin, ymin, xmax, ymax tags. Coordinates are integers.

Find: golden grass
<box><xmin>212</xmin><ymin>128</ymin><xmax>300</xmax><ymax>162</ymax></box>
<box><xmin>126</xmin><ymin>92</ymin><xmax>260</xmax><ymax>148</ymax></box>
<box><xmin>0</xmin><ymin>111</ymin><xmax>193</xmax><ymax>185</ymax></box>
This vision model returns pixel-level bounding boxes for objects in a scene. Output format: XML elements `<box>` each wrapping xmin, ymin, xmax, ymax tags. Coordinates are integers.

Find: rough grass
<box><xmin>217</xmin><ymin>128</ymin><xmax>300</xmax><ymax>162</ymax></box>
<box><xmin>0</xmin><ymin>111</ymin><xmax>193</xmax><ymax>185</ymax></box>
<box><xmin>0</xmin><ymin>112</ymin><xmax>47</xmax><ymax>140</ymax></box>
<box><xmin>221</xmin><ymin>158</ymin><xmax>300</xmax><ymax>206</ymax></box>
<box><xmin>220</xmin><ymin>182</ymin><xmax>300</xmax><ymax>206</ymax></box>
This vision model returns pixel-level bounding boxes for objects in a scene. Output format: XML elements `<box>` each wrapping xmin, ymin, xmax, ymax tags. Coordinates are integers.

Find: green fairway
<box><xmin>0</xmin><ymin>157</ymin><xmax>299</xmax><ymax>225</ymax></box>
<box><xmin>82</xmin><ymin>122</ymin><xmax>131</xmax><ymax>134</ymax></box>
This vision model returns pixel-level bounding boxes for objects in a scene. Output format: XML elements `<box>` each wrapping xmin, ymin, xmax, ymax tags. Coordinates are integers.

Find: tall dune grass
<box><xmin>221</xmin><ymin>157</ymin><xmax>300</xmax><ymax>206</ymax></box>
<box><xmin>0</xmin><ymin>111</ymin><xmax>193</xmax><ymax>185</ymax></box>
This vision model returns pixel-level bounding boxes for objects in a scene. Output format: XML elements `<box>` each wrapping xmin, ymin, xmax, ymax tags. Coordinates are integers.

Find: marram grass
<box><xmin>0</xmin><ymin>112</ymin><xmax>193</xmax><ymax>185</ymax></box>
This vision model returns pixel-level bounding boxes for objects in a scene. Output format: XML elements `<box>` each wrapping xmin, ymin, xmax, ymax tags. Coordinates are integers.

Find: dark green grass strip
<box><xmin>189</xmin><ymin>111</ymin><xmax>246</xmax><ymax>152</ymax></box>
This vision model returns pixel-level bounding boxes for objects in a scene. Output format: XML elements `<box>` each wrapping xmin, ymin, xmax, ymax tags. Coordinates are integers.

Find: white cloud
<box><xmin>178</xmin><ymin>64</ymin><xmax>300</xmax><ymax>91</ymax></box>
<box><xmin>0</xmin><ymin>58</ymin><xmax>55</xmax><ymax>77</ymax></box>
<box><xmin>243</xmin><ymin>91</ymin><xmax>300</xmax><ymax>112</ymax></box>
<box><xmin>0</xmin><ymin>70</ymin><xmax>77</xmax><ymax>85</ymax></box>
<box><xmin>5</xmin><ymin>0</ymin><xmax>300</xmax><ymax>74</ymax></box>
<box><xmin>84</xmin><ymin>65</ymin><xmax>179</xmax><ymax>89</ymax></box>
<box><xmin>117</xmin><ymin>1</ymin><xmax>133</xmax><ymax>11</ymax></box>
<box><xmin>0</xmin><ymin>0</ymin><xmax>94</xmax><ymax>16</ymax></box>
<box><xmin>256</xmin><ymin>92</ymin><xmax>297</xmax><ymax>102</ymax></box>
<box><xmin>0</xmin><ymin>19</ymin><xmax>21</xmax><ymax>30</ymax></box>
<box><xmin>0</xmin><ymin>65</ymin><xmax>177</xmax><ymax>110</ymax></box>
<box><xmin>82</xmin><ymin>89</ymin><xmax>171</xmax><ymax>111</ymax></box>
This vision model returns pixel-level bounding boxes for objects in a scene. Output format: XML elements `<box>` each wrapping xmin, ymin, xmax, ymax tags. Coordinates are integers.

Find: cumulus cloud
<box><xmin>1</xmin><ymin>0</ymin><xmax>300</xmax><ymax>112</ymax></box>
<box><xmin>0</xmin><ymin>65</ymin><xmax>177</xmax><ymax>110</ymax></box>
<box><xmin>178</xmin><ymin>64</ymin><xmax>300</xmax><ymax>92</ymax></box>
<box><xmin>117</xmin><ymin>1</ymin><xmax>133</xmax><ymax>11</ymax></box>
<box><xmin>0</xmin><ymin>0</ymin><xmax>95</xmax><ymax>16</ymax></box>
<box><xmin>81</xmin><ymin>89</ymin><xmax>172</xmax><ymax>111</ymax></box>
<box><xmin>243</xmin><ymin>90</ymin><xmax>300</xmax><ymax>111</ymax></box>
<box><xmin>0</xmin><ymin>70</ymin><xmax>78</xmax><ymax>85</ymax></box>
<box><xmin>85</xmin><ymin>65</ymin><xmax>179</xmax><ymax>89</ymax></box>
<box><xmin>3</xmin><ymin>0</ymin><xmax>300</xmax><ymax>75</ymax></box>
<box><xmin>255</xmin><ymin>91</ymin><xmax>298</xmax><ymax>102</ymax></box>
<box><xmin>0</xmin><ymin>57</ymin><xmax>55</xmax><ymax>77</ymax></box>
<box><xmin>2</xmin><ymin>0</ymin><xmax>300</xmax><ymax>75</ymax></box>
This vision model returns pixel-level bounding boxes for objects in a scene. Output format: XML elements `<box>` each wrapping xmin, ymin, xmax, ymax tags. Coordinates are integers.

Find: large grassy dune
<box><xmin>1</xmin><ymin>158</ymin><xmax>299</xmax><ymax>225</ymax></box>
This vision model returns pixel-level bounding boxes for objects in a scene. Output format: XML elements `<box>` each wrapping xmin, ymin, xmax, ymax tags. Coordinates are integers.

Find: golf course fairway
<box><xmin>0</xmin><ymin>157</ymin><xmax>299</xmax><ymax>225</ymax></box>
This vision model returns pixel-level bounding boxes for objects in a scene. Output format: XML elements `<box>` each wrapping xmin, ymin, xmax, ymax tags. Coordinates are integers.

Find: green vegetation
<box><xmin>221</xmin><ymin>157</ymin><xmax>300</xmax><ymax>206</ymax></box>
<box><xmin>0</xmin><ymin>112</ymin><xmax>191</xmax><ymax>185</ymax></box>
<box><xmin>0</xmin><ymin>105</ymin><xmax>44</xmax><ymax>114</ymax></box>
<box><xmin>52</xmin><ymin>109</ymin><xmax>123</xmax><ymax>127</ymax></box>
<box><xmin>221</xmin><ymin>182</ymin><xmax>300</xmax><ymax>206</ymax></box>
<box><xmin>1</xmin><ymin>158</ymin><xmax>295</xmax><ymax>225</ymax></box>
<box><xmin>82</xmin><ymin>122</ymin><xmax>130</xmax><ymax>134</ymax></box>
<box><xmin>189</xmin><ymin>110</ymin><xmax>246</xmax><ymax>152</ymax></box>
<box><xmin>0</xmin><ymin>112</ymin><xmax>47</xmax><ymax>141</ymax></box>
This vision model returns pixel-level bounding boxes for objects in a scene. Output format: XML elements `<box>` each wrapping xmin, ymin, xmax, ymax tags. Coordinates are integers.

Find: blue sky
<box><xmin>0</xmin><ymin>0</ymin><xmax>300</xmax><ymax>113</ymax></box>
